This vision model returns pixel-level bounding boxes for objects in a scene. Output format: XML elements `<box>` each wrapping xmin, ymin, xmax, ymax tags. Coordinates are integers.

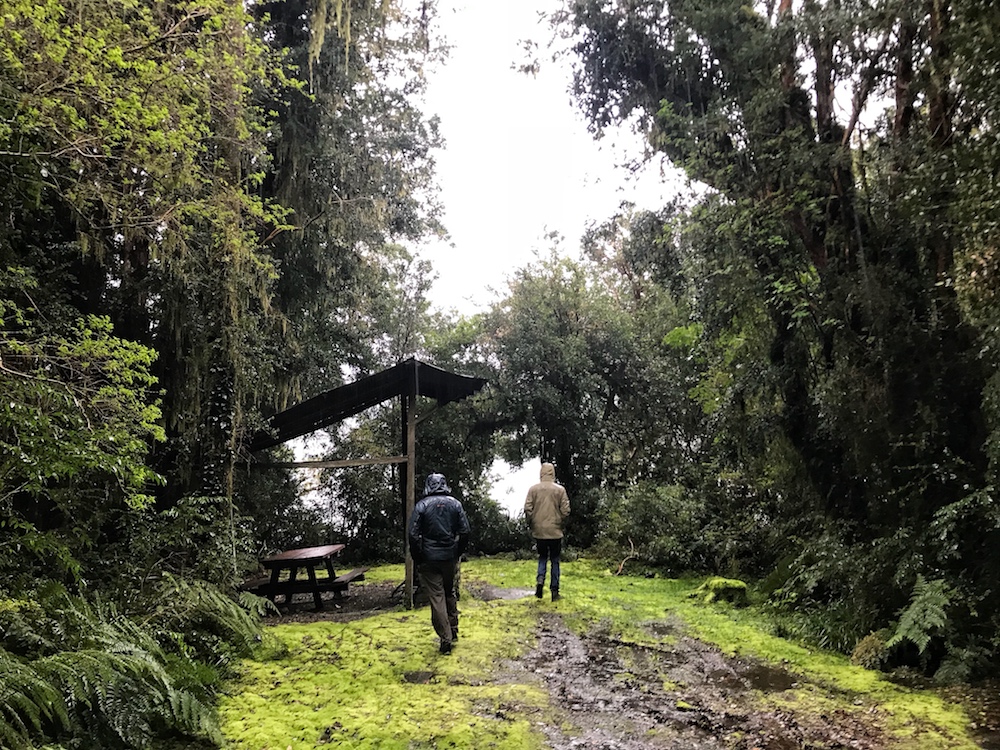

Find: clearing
<box><xmin>218</xmin><ymin>559</ymin><xmax>999</xmax><ymax>749</ymax></box>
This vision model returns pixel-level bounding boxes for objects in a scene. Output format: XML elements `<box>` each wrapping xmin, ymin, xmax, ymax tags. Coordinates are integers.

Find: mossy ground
<box><xmin>218</xmin><ymin>558</ymin><xmax>980</xmax><ymax>749</ymax></box>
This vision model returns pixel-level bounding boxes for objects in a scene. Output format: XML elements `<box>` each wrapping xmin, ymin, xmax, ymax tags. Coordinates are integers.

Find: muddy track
<box><xmin>505</xmin><ymin>612</ymin><xmax>886</xmax><ymax>750</ymax></box>
<box><xmin>265</xmin><ymin>582</ymin><xmax>995</xmax><ymax>749</ymax></box>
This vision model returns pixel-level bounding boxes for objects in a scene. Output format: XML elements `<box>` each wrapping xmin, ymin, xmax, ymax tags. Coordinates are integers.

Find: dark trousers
<box><xmin>535</xmin><ymin>538</ymin><xmax>562</xmax><ymax>591</ymax></box>
<box><xmin>418</xmin><ymin>559</ymin><xmax>458</xmax><ymax>644</ymax></box>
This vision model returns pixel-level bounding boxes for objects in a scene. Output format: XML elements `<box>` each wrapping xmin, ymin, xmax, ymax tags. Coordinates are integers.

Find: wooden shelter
<box><xmin>249</xmin><ymin>357</ymin><xmax>487</xmax><ymax>606</ymax></box>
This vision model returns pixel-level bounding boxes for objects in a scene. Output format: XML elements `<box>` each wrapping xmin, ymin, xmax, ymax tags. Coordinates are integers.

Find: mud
<box><xmin>261</xmin><ymin>580</ymin><xmax>402</xmax><ymax>624</ymax></box>
<box><xmin>502</xmin><ymin>612</ymin><xmax>888</xmax><ymax>750</ymax></box>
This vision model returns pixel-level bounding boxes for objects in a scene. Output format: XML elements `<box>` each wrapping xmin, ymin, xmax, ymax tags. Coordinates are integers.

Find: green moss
<box><xmin>219</xmin><ymin>559</ymin><xmax>978</xmax><ymax>750</ymax></box>
<box><xmin>356</xmin><ymin>563</ymin><xmax>405</xmax><ymax>584</ymax></box>
<box><xmin>219</xmin><ymin>567</ymin><xmax>546</xmax><ymax>749</ymax></box>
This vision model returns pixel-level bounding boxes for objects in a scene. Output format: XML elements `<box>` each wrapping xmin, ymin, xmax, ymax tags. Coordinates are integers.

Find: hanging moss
<box><xmin>309</xmin><ymin>0</ymin><xmax>354</xmax><ymax>85</ymax></box>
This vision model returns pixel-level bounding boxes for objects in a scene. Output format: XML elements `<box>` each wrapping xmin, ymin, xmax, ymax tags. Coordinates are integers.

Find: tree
<box><xmin>0</xmin><ymin>269</ymin><xmax>163</xmax><ymax>580</ymax></box>
<box><xmin>557</xmin><ymin>0</ymin><xmax>1000</xmax><ymax>671</ymax></box>
<box><xmin>0</xmin><ymin>0</ymin><xmax>289</xmax><ymax>502</ymax></box>
<box><xmin>251</xmin><ymin>0</ymin><xmax>444</xmax><ymax>403</ymax></box>
<box><xmin>309</xmin><ymin>253</ymin><xmax>519</xmax><ymax>559</ymax></box>
<box><xmin>484</xmin><ymin>247</ymin><xmax>677</xmax><ymax>546</ymax></box>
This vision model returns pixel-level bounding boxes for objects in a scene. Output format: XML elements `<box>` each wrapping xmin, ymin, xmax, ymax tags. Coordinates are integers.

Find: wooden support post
<box><xmin>403</xmin><ymin>392</ymin><xmax>417</xmax><ymax>609</ymax></box>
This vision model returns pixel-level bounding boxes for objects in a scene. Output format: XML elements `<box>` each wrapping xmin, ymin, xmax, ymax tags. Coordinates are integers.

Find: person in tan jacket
<box><xmin>524</xmin><ymin>462</ymin><xmax>571</xmax><ymax>601</ymax></box>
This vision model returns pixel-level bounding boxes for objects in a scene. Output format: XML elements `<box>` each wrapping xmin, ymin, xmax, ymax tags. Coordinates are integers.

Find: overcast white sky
<box><xmin>410</xmin><ymin>1</ymin><xmax>686</xmax><ymax>513</ymax></box>
<box><xmin>415</xmin><ymin>0</ymin><xmax>683</xmax><ymax>316</ymax></box>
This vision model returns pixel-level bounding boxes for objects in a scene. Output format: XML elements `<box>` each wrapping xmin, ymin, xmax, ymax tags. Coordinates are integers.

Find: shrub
<box><xmin>600</xmin><ymin>482</ymin><xmax>711</xmax><ymax>573</ymax></box>
<box><xmin>688</xmin><ymin>577</ymin><xmax>749</xmax><ymax>606</ymax></box>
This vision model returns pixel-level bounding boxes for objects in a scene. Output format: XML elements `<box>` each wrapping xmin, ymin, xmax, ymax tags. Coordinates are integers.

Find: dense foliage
<box><xmin>0</xmin><ymin>0</ymin><xmax>452</xmax><ymax>745</ymax></box>
<box><xmin>4</xmin><ymin>0</ymin><xmax>1000</xmax><ymax>743</ymax></box>
<box><xmin>510</xmin><ymin>0</ymin><xmax>1000</xmax><ymax>679</ymax></box>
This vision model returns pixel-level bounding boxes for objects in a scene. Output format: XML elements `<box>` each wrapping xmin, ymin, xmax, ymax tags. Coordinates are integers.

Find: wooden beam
<box><xmin>258</xmin><ymin>455</ymin><xmax>408</xmax><ymax>469</ymax></box>
<box><xmin>404</xmin><ymin>392</ymin><xmax>417</xmax><ymax>609</ymax></box>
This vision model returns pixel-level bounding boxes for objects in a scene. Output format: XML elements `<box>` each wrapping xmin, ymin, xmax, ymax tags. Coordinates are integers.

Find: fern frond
<box><xmin>887</xmin><ymin>575</ymin><xmax>952</xmax><ymax>654</ymax></box>
<box><xmin>102</xmin><ymin>679</ymin><xmax>156</xmax><ymax>748</ymax></box>
<box><xmin>238</xmin><ymin>590</ymin><xmax>279</xmax><ymax>618</ymax></box>
<box><xmin>150</xmin><ymin>574</ymin><xmax>265</xmax><ymax>657</ymax></box>
<box><xmin>1</xmin><ymin>585</ymin><xmax>229</xmax><ymax>748</ymax></box>
<box><xmin>163</xmin><ymin>686</ymin><xmax>223</xmax><ymax>744</ymax></box>
<box><xmin>0</xmin><ymin>647</ymin><xmax>70</xmax><ymax>749</ymax></box>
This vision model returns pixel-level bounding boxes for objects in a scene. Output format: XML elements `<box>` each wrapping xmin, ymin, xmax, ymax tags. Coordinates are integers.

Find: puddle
<box><xmin>403</xmin><ymin>670</ymin><xmax>434</xmax><ymax>683</ymax></box>
<box><xmin>736</xmin><ymin>661</ymin><xmax>798</xmax><ymax>692</ymax></box>
<box><xmin>644</xmin><ymin>620</ymin><xmax>682</xmax><ymax>638</ymax></box>
<box><xmin>975</xmin><ymin>730</ymin><xmax>1000</xmax><ymax>750</ymax></box>
<box><xmin>468</xmin><ymin>584</ymin><xmax>535</xmax><ymax>601</ymax></box>
<box><xmin>501</xmin><ymin>614</ymin><xmax>885</xmax><ymax>750</ymax></box>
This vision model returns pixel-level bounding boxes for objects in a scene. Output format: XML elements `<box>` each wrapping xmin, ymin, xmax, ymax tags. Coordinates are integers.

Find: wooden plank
<box><xmin>404</xmin><ymin>393</ymin><xmax>416</xmax><ymax>609</ymax></box>
<box><xmin>247</xmin><ymin>578</ymin><xmax>349</xmax><ymax>596</ymax></box>
<box><xmin>261</xmin><ymin>544</ymin><xmax>345</xmax><ymax>565</ymax></box>
<box><xmin>259</xmin><ymin>455</ymin><xmax>408</xmax><ymax>470</ymax></box>
<box><xmin>333</xmin><ymin>567</ymin><xmax>368</xmax><ymax>585</ymax></box>
<box><xmin>242</xmin><ymin>568</ymin><xmax>367</xmax><ymax>595</ymax></box>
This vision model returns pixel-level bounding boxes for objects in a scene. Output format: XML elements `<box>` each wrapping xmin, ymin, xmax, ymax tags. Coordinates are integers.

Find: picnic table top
<box><xmin>261</xmin><ymin>544</ymin><xmax>345</xmax><ymax>568</ymax></box>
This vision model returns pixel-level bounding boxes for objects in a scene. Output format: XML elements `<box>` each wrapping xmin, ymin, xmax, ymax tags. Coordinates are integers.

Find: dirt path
<box><xmin>504</xmin><ymin>611</ymin><xmax>885</xmax><ymax>750</ymax></box>
<box><xmin>266</xmin><ymin>581</ymin><xmax>996</xmax><ymax>749</ymax></box>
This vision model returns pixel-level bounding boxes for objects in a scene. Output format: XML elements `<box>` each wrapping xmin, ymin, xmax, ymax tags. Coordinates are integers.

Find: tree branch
<box><xmin>616</xmin><ymin>538</ymin><xmax>638</xmax><ymax>575</ymax></box>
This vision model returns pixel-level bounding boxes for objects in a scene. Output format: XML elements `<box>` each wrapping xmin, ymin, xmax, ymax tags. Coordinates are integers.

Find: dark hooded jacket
<box><xmin>408</xmin><ymin>473</ymin><xmax>470</xmax><ymax>562</ymax></box>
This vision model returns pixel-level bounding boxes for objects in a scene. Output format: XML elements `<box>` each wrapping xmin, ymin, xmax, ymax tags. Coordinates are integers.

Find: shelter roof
<box><xmin>249</xmin><ymin>357</ymin><xmax>487</xmax><ymax>451</ymax></box>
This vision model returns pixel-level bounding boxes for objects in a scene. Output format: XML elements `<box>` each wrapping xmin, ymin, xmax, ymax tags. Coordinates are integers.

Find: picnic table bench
<box><xmin>243</xmin><ymin>544</ymin><xmax>368</xmax><ymax>611</ymax></box>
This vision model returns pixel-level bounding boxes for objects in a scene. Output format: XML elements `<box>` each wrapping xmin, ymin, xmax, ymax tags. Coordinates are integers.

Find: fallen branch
<box><xmin>616</xmin><ymin>538</ymin><xmax>637</xmax><ymax>576</ymax></box>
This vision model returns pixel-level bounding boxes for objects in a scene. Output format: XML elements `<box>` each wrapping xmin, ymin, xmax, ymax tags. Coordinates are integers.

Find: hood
<box><xmin>539</xmin><ymin>462</ymin><xmax>556</xmax><ymax>483</ymax></box>
<box><xmin>423</xmin><ymin>472</ymin><xmax>451</xmax><ymax>496</ymax></box>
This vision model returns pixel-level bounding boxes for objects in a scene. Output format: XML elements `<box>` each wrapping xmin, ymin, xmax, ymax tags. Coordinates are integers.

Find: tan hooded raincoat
<box><xmin>524</xmin><ymin>462</ymin><xmax>570</xmax><ymax>540</ymax></box>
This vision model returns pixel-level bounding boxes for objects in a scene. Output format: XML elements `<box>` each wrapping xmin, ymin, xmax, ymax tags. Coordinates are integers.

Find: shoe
<box><xmin>535</xmin><ymin>584</ymin><xmax>544</xmax><ymax>599</ymax></box>
<box><xmin>439</xmin><ymin>640</ymin><xmax>452</xmax><ymax>654</ymax></box>
<box><xmin>551</xmin><ymin>591</ymin><xmax>561</xmax><ymax>602</ymax></box>
<box><xmin>451</xmin><ymin>628</ymin><xmax>459</xmax><ymax>641</ymax></box>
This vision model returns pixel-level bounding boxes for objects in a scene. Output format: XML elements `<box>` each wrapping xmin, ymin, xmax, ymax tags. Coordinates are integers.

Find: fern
<box><xmin>239</xmin><ymin>589</ymin><xmax>280</xmax><ymax>619</ymax></box>
<box><xmin>0</xmin><ymin>586</ymin><xmax>226</xmax><ymax>748</ymax></box>
<box><xmin>934</xmin><ymin>643</ymin><xmax>992</xmax><ymax>684</ymax></box>
<box><xmin>0</xmin><ymin>648</ymin><xmax>70</xmax><ymax>749</ymax></box>
<box><xmin>163</xmin><ymin>685</ymin><xmax>223</xmax><ymax>745</ymax></box>
<box><xmin>887</xmin><ymin>575</ymin><xmax>952</xmax><ymax>654</ymax></box>
<box><xmin>148</xmin><ymin>574</ymin><xmax>267</xmax><ymax>659</ymax></box>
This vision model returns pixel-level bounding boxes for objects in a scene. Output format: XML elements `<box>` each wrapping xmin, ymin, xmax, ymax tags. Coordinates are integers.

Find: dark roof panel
<box><xmin>249</xmin><ymin>358</ymin><xmax>487</xmax><ymax>451</ymax></box>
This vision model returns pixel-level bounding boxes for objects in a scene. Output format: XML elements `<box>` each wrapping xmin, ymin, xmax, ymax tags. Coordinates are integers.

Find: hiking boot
<box><xmin>551</xmin><ymin>590</ymin><xmax>561</xmax><ymax>602</ymax></box>
<box><xmin>439</xmin><ymin>640</ymin><xmax>452</xmax><ymax>654</ymax></box>
<box><xmin>451</xmin><ymin>628</ymin><xmax>459</xmax><ymax>641</ymax></box>
<box><xmin>535</xmin><ymin>583</ymin><xmax>544</xmax><ymax>599</ymax></box>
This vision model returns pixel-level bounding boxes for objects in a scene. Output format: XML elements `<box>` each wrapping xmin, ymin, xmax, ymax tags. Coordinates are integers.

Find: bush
<box><xmin>688</xmin><ymin>577</ymin><xmax>749</xmax><ymax>606</ymax></box>
<box><xmin>0</xmin><ymin>579</ymin><xmax>270</xmax><ymax>749</ymax></box>
<box><xmin>466</xmin><ymin>498</ymin><xmax>531</xmax><ymax>555</ymax></box>
<box><xmin>599</xmin><ymin>482</ymin><xmax>711</xmax><ymax>574</ymax></box>
<box><xmin>851</xmin><ymin>630</ymin><xmax>891</xmax><ymax>670</ymax></box>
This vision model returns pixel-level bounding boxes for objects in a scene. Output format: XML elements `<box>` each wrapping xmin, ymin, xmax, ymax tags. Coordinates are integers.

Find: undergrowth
<box><xmin>0</xmin><ymin>577</ymin><xmax>266</xmax><ymax>749</ymax></box>
<box><xmin>218</xmin><ymin>557</ymin><xmax>981</xmax><ymax>749</ymax></box>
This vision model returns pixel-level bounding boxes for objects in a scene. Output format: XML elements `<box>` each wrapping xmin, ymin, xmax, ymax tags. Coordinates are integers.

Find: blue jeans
<box><xmin>535</xmin><ymin>538</ymin><xmax>562</xmax><ymax>591</ymax></box>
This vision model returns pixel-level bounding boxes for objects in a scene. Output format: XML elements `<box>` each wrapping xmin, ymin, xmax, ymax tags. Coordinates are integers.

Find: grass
<box><xmin>217</xmin><ymin>557</ymin><xmax>980</xmax><ymax>749</ymax></box>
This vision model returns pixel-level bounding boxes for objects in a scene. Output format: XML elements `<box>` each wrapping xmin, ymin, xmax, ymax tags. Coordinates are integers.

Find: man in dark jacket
<box><xmin>408</xmin><ymin>473</ymin><xmax>470</xmax><ymax>654</ymax></box>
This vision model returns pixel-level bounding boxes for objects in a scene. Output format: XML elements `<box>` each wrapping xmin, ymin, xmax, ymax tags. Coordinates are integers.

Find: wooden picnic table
<box><xmin>248</xmin><ymin>544</ymin><xmax>368</xmax><ymax>611</ymax></box>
